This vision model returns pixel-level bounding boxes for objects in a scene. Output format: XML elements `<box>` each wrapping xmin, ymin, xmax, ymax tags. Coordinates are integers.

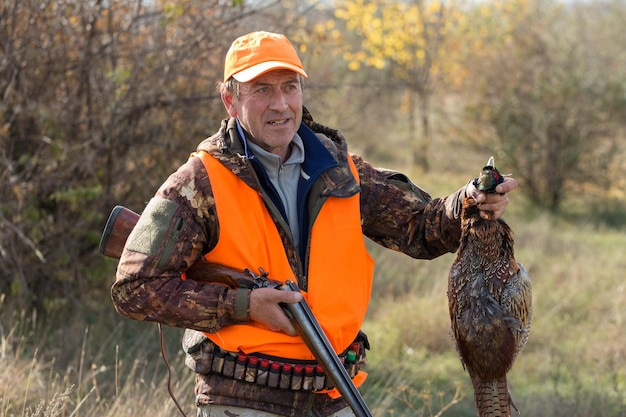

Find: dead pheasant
<box><xmin>448</xmin><ymin>156</ymin><xmax>532</xmax><ymax>417</ymax></box>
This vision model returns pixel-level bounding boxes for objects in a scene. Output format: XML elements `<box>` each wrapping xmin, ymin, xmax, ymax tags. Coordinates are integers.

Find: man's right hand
<box><xmin>249</xmin><ymin>287</ymin><xmax>303</xmax><ymax>336</ymax></box>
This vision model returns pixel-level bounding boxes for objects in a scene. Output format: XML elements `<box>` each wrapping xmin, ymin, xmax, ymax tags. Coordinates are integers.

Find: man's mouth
<box><xmin>268</xmin><ymin>119</ymin><xmax>288</xmax><ymax>125</ymax></box>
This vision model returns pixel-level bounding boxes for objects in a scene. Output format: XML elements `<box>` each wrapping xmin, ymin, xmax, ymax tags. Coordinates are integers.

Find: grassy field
<box><xmin>1</xmin><ymin>177</ymin><xmax>625</xmax><ymax>416</ymax></box>
<box><xmin>362</xmin><ymin>211</ymin><xmax>626</xmax><ymax>417</ymax></box>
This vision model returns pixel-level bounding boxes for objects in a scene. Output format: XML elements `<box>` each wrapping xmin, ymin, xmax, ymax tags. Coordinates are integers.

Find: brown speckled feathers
<box><xmin>448</xmin><ymin>161</ymin><xmax>532</xmax><ymax>417</ymax></box>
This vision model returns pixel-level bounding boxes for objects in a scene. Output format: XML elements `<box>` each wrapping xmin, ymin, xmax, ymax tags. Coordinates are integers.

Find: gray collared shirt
<box><xmin>245</xmin><ymin>135</ymin><xmax>305</xmax><ymax>249</ymax></box>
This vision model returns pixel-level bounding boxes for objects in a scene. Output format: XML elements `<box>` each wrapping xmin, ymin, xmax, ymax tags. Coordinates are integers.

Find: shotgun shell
<box><xmin>255</xmin><ymin>358</ymin><xmax>270</xmax><ymax>386</ymax></box>
<box><xmin>245</xmin><ymin>355</ymin><xmax>259</xmax><ymax>383</ymax></box>
<box><xmin>234</xmin><ymin>353</ymin><xmax>247</xmax><ymax>380</ymax></box>
<box><xmin>267</xmin><ymin>361</ymin><xmax>281</xmax><ymax>388</ymax></box>
<box><xmin>290</xmin><ymin>364</ymin><xmax>303</xmax><ymax>391</ymax></box>
<box><xmin>351</xmin><ymin>342</ymin><xmax>361</xmax><ymax>357</ymax></box>
<box><xmin>346</xmin><ymin>350</ymin><xmax>358</xmax><ymax>378</ymax></box>
<box><xmin>279</xmin><ymin>363</ymin><xmax>292</xmax><ymax>390</ymax></box>
<box><xmin>302</xmin><ymin>364</ymin><xmax>315</xmax><ymax>391</ymax></box>
<box><xmin>313</xmin><ymin>364</ymin><xmax>325</xmax><ymax>391</ymax></box>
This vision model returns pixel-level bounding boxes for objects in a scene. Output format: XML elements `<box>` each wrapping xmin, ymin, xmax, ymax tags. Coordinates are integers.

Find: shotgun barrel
<box><xmin>280</xmin><ymin>281</ymin><xmax>373</xmax><ymax>417</ymax></box>
<box><xmin>99</xmin><ymin>205</ymin><xmax>373</xmax><ymax>417</ymax></box>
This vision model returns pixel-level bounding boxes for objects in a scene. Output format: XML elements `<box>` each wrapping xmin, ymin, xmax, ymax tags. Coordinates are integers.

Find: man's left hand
<box><xmin>467</xmin><ymin>177</ymin><xmax>518</xmax><ymax>220</ymax></box>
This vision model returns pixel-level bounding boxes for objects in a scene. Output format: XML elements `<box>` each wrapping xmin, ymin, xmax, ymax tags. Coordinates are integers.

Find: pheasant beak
<box><xmin>486</xmin><ymin>156</ymin><xmax>495</xmax><ymax>168</ymax></box>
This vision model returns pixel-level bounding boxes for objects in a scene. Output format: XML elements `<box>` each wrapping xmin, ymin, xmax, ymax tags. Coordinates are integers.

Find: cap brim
<box><xmin>231</xmin><ymin>61</ymin><xmax>308</xmax><ymax>82</ymax></box>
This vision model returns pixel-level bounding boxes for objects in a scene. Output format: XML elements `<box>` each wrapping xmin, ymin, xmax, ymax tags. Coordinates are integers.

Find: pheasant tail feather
<box><xmin>471</xmin><ymin>375</ymin><xmax>512</xmax><ymax>417</ymax></box>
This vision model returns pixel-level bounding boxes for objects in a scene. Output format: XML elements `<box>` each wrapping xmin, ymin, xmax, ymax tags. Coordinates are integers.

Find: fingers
<box><xmin>279</xmin><ymin>288</ymin><xmax>304</xmax><ymax>304</ymax></box>
<box><xmin>249</xmin><ymin>288</ymin><xmax>302</xmax><ymax>336</ymax></box>
<box><xmin>468</xmin><ymin>177</ymin><xmax>517</xmax><ymax>202</ymax></box>
<box><xmin>486</xmin><ymin>196</ymin><xmax>509</xmax><ymax>219</ymax></box>
<box><xmin>475</xmin><ymin>191</ymin><xmax>509</xmax><ymax>219</ymax></box>
<box><xmin>495</xmin><ymin>177</ymin><xmax>518</xmax><ymax>194</ymax></box>
<box><xmin>468</xmin><ymin>177</ymin><xmax>517</xmax><ymax>220</ymax></box>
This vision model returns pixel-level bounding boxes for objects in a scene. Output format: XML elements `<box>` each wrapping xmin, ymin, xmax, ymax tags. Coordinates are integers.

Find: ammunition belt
<box><xmin>185</xmin><ymin>335</ymin><xmax>367</xmax><ymax>392</ymax></box>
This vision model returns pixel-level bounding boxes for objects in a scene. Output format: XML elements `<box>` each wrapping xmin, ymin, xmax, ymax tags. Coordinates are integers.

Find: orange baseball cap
<box><xmin>223</xmin><ymin>31</ymin><xmax>308</xmax><ymax>83</ymax></box>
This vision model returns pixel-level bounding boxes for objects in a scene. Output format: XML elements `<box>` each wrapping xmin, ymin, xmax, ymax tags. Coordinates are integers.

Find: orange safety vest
<box><xmin>194</xmin><ymin>150</ymin><xmax>374</xmax><ymax>360</ymax></box>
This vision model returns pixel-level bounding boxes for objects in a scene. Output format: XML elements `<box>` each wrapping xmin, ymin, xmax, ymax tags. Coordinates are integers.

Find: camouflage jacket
<box><xmin>111</xmin><ymin>109</ymin><xmax>468</xmax><ymax>416</ymax></box>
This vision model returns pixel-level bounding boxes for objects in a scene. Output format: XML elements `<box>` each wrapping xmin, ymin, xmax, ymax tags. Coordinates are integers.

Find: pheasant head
<box><xmin>473</xmin><ymin>156</ymin><xmax>504</xmax><ymax>193</ymax></box>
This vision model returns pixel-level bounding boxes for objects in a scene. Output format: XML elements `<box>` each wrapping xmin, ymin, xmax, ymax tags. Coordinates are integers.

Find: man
<box><xmin>111</xmin><ymin>31</ymin><xmax>517</xmax><ymax>417</ymax></box>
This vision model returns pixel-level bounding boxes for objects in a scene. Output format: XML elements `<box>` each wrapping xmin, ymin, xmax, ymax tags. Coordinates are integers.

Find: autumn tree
<box><xmin>458</xmin><ymin>0</ymin><xmax>626</xmax><ymax>211</ymax></box>
<box><xmin>0</xmin><ymin>0</ymin><xmax>262</xmax><ymax>320</ymax></box>
<box><xmin>333</xmin><ymin>0</ymin><xmax>463</xmax><ymax>170</ymax></box>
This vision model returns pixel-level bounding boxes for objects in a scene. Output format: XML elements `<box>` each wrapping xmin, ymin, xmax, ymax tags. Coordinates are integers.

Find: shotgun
<box><xmin>99</xmin><ymin>205</ymin><xmax>374</xmax><ymax>417</ymax></box>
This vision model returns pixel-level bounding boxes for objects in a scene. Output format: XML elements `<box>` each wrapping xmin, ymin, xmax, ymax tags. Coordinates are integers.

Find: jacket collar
<box><xmin>197</xmin><ymin>111</ymin><xmax>359</xmax><ymax>198</ymax></box>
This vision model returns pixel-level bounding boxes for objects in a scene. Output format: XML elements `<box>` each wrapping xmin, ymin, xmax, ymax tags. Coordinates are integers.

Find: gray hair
<box><xmin>218</xmin><ymin>78</ymin><xmax>241</xmax><ymax>98</ymax></box>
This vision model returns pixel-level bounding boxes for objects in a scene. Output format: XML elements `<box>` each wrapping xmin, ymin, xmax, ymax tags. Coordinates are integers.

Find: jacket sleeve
<box><xmin>353</xmin><ymin>153</ymin><xmax>467</xmax><ymax>259</ymax></box>
<box><xmin>110</xmin><ymin>157</ymin><xmax>250</xmax><ymax>332</ymax></box>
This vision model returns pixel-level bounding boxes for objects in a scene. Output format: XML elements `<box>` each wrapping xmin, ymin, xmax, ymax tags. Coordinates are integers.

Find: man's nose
<box><xmin>268</xmin><ymin>90</ymin><xmax>288</xmax><ymax>110</ymax></box>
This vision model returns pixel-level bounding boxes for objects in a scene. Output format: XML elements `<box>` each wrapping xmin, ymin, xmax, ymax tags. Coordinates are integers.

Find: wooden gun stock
<box><xmin>98</xmin><ymin>205</ymin><xmax>242</xmax><ymax>286</ymax></box>
<box><xmin>99</xmin><ymin>205</ymin><xmax>140</xmax><ymax>259</ymax></box>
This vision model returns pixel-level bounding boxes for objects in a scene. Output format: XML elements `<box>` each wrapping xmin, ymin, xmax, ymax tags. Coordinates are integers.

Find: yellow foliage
<box><xmin>314</xmin><ymin>22</ymin><xmax>326</xmax><ymax>37</ymax></box>
<box><xmin>333</xmin><ymin>0</ymin><xmax>462</xmax><ymax>85</ymax></box>
<box><xmin>331</xmin><ymin>0</ymin><xmax>537</xmax><ymax>91</ymax></box>
<box><xmin>480</xmin><ymin>4</ymin><xmax>491</xmax><ymax>18</ymax></box>
<box><xmin>348</xmin><ymin>60</ymin><xmax>361</xmax><ymax>71</ymax></box>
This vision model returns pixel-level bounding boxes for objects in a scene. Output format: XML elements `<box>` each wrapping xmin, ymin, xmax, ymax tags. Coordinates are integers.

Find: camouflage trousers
<box><xmin>196</xmin><ymin>404</ymin><xmax>356</xmax><ymax>417</ymax></box>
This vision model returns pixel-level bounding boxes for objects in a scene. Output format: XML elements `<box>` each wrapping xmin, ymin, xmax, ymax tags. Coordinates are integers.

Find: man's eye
<box><xmin>284</xmin><ymin>84</ymin><xmax>300</xmax><ymax>94</ymax></box>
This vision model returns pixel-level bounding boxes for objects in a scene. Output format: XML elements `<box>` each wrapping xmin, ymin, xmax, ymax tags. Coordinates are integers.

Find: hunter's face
<box><xmin>222</xmin><ymin>70</ymin><xmax>303</xmax><ymax>162</ymax></box>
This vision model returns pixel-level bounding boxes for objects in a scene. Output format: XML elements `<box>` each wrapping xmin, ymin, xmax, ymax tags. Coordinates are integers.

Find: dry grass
<box><xmin>3</xmin><ymin>211</ymin><xmax>624</xmax><ymax>417</ymax></box>
<box><xmin>0</xmin><ymin>315</ymin><xmax>194</xmax><ymax>417</ymax></box>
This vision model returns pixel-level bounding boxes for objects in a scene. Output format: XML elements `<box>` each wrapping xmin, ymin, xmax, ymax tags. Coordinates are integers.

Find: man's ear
<box><xmin>221</xmin><ymin>91</ymin><xmax>237</xmax><ymax>117</ymax></box>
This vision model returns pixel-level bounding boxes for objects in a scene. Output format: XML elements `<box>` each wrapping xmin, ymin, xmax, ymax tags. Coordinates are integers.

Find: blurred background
<box><xmin>1</xmin><ymin>0</ymin><xmax>624</xmax><ymax>416</ymax></box>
